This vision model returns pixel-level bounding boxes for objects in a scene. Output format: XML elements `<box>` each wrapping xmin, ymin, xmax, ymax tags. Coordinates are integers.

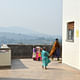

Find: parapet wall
<box><xmin>8</xmin><ymin>44</ymin><xmax>53</xmax><ymax>58</ymax></box>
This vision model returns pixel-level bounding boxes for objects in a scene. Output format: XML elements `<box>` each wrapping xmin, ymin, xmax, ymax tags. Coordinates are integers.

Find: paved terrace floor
<box><xmin>0</xmin><ymin>59</ymin><xmax>80</xmax><ymax>80</ymax></box>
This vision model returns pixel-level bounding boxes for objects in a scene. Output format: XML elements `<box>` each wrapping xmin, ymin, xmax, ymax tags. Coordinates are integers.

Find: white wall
<box><xmin>62</xmin><ymin>0</ymin><xmax>80</xmax><ymax>69</ymax></box>
<box><xmin>78</xmin><ymin>1</ymin><xmax>80</xmax><ymax>69</ymax></box>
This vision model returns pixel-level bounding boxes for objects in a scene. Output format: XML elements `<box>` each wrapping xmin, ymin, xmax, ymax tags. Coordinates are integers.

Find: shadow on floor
<box><xmin>11</xmin><ymin>59</ymin><xmax>28</xmax><ymax>69</ymax></box>
<box><xmin>0</xmin><ymin>59</ymin><xmax>28</xmax><ymax>70</ymax></box>
<box><xmin>0</xmin><ymin>78</ymin><xmax>45</xmax><ymax>80</ymax></box>
<box><xmin>47</xmin><ymin>67</ymin><xmax>64</xmax><ymax>71</ymax></box>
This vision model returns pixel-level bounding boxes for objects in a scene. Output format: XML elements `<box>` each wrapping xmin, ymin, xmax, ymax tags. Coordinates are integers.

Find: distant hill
<box><xmin>0</xmin><ymin>27</ymin><xmax>62</xmax><ymax>45</ymax></box>
<box><xmin>0</xmin><ymin>32</ymin><xmax>62</xmax><ymax>45</ymax></box>
<box><xmin>0</xmin><ymin>26</ymin><xmax>61</xmax><ymax>37</ymax></box>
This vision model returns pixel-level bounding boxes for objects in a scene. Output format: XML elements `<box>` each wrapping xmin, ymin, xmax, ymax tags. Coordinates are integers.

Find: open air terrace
<box><xmin>0</xmin><ymin>59</ymin><xmax>80</xmax><ymax>80</ymax></box>
<box><xmin>0</xmin><ymin>45</ymin><xmax>80</xmax><ymax>80</ymax></box>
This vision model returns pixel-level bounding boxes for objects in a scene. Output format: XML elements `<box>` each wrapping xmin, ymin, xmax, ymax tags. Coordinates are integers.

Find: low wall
<box><xmin>8</xmin><ymin>44</ymin><xmax>53</xmax><ymax>58</ymax></box>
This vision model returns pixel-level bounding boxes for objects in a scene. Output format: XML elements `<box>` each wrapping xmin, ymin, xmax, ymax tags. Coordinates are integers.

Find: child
<box><xmin>41</xmin><ymin>47</ymin><xmax>51</xmax><ymax>70</ymax></box>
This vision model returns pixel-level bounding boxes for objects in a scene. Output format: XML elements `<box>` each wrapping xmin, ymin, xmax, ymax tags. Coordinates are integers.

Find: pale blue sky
<box><xmin>0</xmin><ymin>0</ymin><xmax>62</xmax><ymax>36</ymax></box>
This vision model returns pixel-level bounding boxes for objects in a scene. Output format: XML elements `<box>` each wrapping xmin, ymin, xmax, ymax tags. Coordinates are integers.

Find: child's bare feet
<box><xmin>45</xmin><ymin>67</ymin><xmax>47</xmax><ymax>70</ymax></box>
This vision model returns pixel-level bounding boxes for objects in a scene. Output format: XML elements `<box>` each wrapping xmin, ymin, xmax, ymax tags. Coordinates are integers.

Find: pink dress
<box><xmin>36</xmin><ymin>51</ymin><xmax>42</xmax><ymax>61</ymax></box>
<box><xmin>36</xmin><ymin>51</ymin><xmax>39</xmax><ymax>60</ymax></box>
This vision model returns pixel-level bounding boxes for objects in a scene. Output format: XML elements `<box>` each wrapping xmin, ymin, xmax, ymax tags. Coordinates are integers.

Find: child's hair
<box><xmin>43</xmin><ymin>47</ymin><xmax>47</xmax><ymax>51</ymax></box>
<box><xmin>56</xmin><ymin>38</ymin><xmax>58</xmax><ymax>41</ymax></box>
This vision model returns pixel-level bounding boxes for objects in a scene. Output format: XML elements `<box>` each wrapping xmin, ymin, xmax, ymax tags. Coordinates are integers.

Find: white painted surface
<box><xmin>62</xmin><ymin>0</ymin><xmax>80</xmax><ymax>69</ymax></box>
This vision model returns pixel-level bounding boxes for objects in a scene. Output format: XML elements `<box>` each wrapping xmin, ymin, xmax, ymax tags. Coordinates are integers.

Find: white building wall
<box><xmin>62</xmin><ymin>0</ymin><xmax>80</xmax><ymax>69</ymax></box>
<box><xmin>78</xmin><ymin>1</ymin><xmax>80</xmax><ymax>69</ymax></box>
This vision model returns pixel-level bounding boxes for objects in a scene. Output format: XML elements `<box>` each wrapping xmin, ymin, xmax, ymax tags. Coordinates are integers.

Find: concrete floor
<box><xmin>0</xmin><ymin>59</ymin><xmax>80</xmax><ymax>80</ymax></box>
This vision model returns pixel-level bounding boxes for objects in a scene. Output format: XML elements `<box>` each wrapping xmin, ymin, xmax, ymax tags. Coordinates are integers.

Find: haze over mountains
<box><xmin>0</xmin><ymin>27</ymin><xmax>38</xmax><ymax>35</ymax></box>
<box><xmin>0</xmin><ymin>27</ymin><xmax>61</xmax><ymax>45</ymax></box>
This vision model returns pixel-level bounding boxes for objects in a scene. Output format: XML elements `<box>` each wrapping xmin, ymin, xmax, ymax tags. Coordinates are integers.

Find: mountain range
<box><xmin>0</xmin><ymin>27</ymin><xmax>62</xmax><ymax>45</ymax></box>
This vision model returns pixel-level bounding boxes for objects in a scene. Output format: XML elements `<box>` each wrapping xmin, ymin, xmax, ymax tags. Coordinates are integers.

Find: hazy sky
<box><xmin>0</xmin><ymin>0</ymin><xmax>62</xmax><ymax>36</ymax></box>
